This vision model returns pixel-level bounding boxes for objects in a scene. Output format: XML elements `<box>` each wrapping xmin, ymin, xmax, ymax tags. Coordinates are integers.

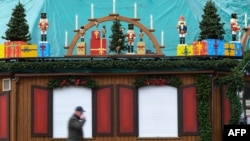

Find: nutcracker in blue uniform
<box><xmin>177</xmin><ymin>16</ymin><xmax>187</xmax><ymax>44</ymax></box>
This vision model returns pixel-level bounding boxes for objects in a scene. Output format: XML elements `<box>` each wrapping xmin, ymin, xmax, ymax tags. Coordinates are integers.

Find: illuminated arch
<box><xmin>241</xmin><ymin>27</ymin><xmax>250</xmax><ymax>53</ymax></box>
<box><xmin>65</xmin><ymin>14</ymin><xmax>164</xmax><ymax>56</ymax></box>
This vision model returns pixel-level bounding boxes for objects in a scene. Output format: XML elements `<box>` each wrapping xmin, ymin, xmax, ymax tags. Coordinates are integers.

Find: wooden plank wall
<box><xmin>4</xmin><ymin>74</ymin><xmax>204</xmax><ymax>141</ymax></box>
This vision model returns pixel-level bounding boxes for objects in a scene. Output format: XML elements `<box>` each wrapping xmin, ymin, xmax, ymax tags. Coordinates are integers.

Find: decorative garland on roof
<box><xmin>196</xmin><ymin>74</ymin><xmax>212</xmax><ymax>141</ymax></box>
<box><xmin>47</xmin><ymin>76</ymin><xmax>97</xmax><ymax>89</ymax></box>
<box><xmin>0</xmin><ymin>58</ymin><xmax>239</xmax><ymax>73</ymax></box>
<box><xmin>133</xmin><ymin>75</ymin><xmax>181</xmax><ymax>88</ymax></box>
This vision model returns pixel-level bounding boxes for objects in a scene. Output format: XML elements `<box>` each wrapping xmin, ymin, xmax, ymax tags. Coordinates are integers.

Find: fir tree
<box><xmin>2</xmin><ymin>2</ymin><xmax>31</xmax><ymax>41</ymax></box>
<box><xmin>199</xmin><ymin>0</ymin><xmax>225</xmax><ymax>40</ymax></box>
<box><xmin>109</xmin><ymin>18</ymin><xmax>126</xmax><ymax>54</ymax></box>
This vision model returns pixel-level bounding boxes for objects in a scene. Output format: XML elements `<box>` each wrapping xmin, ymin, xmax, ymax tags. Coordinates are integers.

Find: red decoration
<box><xmin>144</xmin><ymin>78</ymin><xmax>168</xmax><ymax>85</ymax></box>
<box><xmin>137</xmin><ymin>45</ymin><xmax>144</xmax><ymax>50</ymax></box>
<box><xmin>4</xmin><ymin>41</ymin><xmax>26</xmax><ymax>58</ymax></box>
<box><xmin>90</xmin><ymin>38</ymin><xmax>106</xmax><ymax>55</ymax></box>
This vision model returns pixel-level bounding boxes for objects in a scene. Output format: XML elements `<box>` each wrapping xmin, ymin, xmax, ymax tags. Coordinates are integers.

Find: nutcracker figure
<box><xmin>102</xmin><ymin>25</ymin><xmax>106</xmax><ymax>38</ymax></box>
<box><xmin>95</xmin><ymin>20</ymin><xmax>99</xmax><ymax>29</ymax></box>
<box><xmin>38</xmin><ymin>13</ymin><xmax>49</xmax><ymax>42</ymax></box>
<box><xmin>126</xmin><ymin>24</ymin><xmax>136</xmax><ymax>53</ymax></box>
<box><xmin>139</xmin><ymin>29</ymin><xmax>144</xmax><ymax>41</ymax></box>
<box><xmin>79</xmin><ymin>26</ymin><xmax>85</xmax><ymax>42</ymax></box>
<box><xmin>177</xmin><ymin>15</ymin><xmax>187</xmax><ymax>44</ymax></box>
<box><xmin>231</xmin><ymin>13</ymin><xmax>240</xmax><ymax>41</ymax></box>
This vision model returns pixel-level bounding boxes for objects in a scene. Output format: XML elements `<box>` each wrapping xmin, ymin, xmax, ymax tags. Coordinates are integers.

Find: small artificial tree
<box><xmin>199</xmin><ymin>0</ymin><xmax>225</xmax><ymax>40</ymax></box>
<box><xmin>2</xmin><ymin>2</ymin><xmax>31</xmax><ymax>42</ymax></box>
<box><xmin>109</xmin><ymin>17</ymin><xmax>126</xmax><ymax>54</ymax></box>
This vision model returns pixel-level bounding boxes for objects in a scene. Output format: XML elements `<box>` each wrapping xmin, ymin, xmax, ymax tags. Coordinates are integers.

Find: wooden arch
<box><xmin>64</xmin><ymin>14</ymin><xmax>164</xmax><ymax>56</ymax></box>
<box><xmin>241</xmin><ymin>27</ymin><xmax>250</xmax><ymax>53</ymax></box>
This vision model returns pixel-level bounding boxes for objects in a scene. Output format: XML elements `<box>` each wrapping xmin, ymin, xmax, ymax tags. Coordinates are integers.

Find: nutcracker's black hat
<box><xmin>231</xmin><ymin>13</ymin><xmax>237</xmax><ymax>19</ymax></box>
<box><xmin>128</xmin><ymin>24</ymin><xmax>134</xmax><ymax>30</ymax></box>
<box><xmin>41</xmin><ymin>13</ymin><xmax>47</xmax><ymax>19</ymax></box>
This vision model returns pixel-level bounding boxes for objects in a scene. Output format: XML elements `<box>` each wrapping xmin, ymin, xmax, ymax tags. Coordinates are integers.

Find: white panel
<box><xmin>53</xmin><ymin>86</ymin><xmax>92</xmax><ymax>138</ymax></box>
<box><xmin>2</xmin><ymin>78</ymin><xmax>11</xmax><ymax>91</ymax></box>
<box><xmin>138</xmin><ymin>85</ymin><xmax>178</xmax><ymax>137</ymax></box>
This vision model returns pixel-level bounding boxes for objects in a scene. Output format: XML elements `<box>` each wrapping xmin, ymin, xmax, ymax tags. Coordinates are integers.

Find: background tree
<box><xmin>109</xmin><ymin>17</ymin><xmax>126</xmax><ymax>54</ymax></box>
<box><xmin>2</xmin><ymin>2</ymin><xmax>31</xmax><ymax>41</ymax></box>
<box><xmin>199</xmin><ymin>0</ymin><xmax>225</xmax><ymax>40</ymax></box>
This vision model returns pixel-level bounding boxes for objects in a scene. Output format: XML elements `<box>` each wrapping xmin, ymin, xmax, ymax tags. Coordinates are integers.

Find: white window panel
<box><xmin>53</xmin><ymin>86</ymin><xmax>92</xmax><ymax>138</ymax></box>
<box><xmin>138</xmin><ymin>85</ymin><xmax>178</xmax><ymax>137</ymax></box>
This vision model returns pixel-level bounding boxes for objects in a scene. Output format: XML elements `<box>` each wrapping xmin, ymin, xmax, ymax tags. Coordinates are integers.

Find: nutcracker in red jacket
<box><xmin>177</xmin><ymin>16</ymin><xmax>187</xmax><ymax>44</ymax></box>
<box><xmin>38</xmin><ymin>13</ymin><xmax>49</xmax><ymax>42</ymax></box>
<box><xmin>231</xmin><ymin>13</ymin><xmax>240</xmax><ymax>41</ymax></box>
<box><xmin>126</xmin><ymin>24</ymin><xmax>136</xmax><ymax>53</ymax></box>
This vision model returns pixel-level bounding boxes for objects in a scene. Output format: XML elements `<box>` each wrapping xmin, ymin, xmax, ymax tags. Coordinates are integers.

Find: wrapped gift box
<box><xmin>224</xmin><ymin>43</ymin><xmax>235</xmax><ymax>56</ymax></box>
<box><xmin>38</xmin><ymin>42</ymin><xmax>50</xmax><ymax>57</ymax></box>
<box><xmin>207</xmin><ymin>39</ymin><xmax>224</xmax><ymax>56</ymax></box>
<box><xmin>4</xmin><ymin>41</ymin><xmax>26</xmax><ymax>58</ymax></box>
<box><xmin>77</xmin><ymin>42</ymin><xmax>86</xmax><ymax>55</ymax></box>
<box><xmin>193</xmin><ymin>41</ymin><xmax>207</xmax><ymax>55</ymax></box>
<box><xmin>137</xmin><ymin>42</ymin><xmax>146</xmax><ymax>54</ymax></box>
<box><xmin>233</xmin><ymin>42</ymin><xmax>242</xmax><ymax>57</ymax></box>
<box><xmin>0</xmin><ymin>44</ymin><xmax>4</xmax><ymax>58</ymax></box>
<box><xmin>90</xmin><ymin>38</ymin><xmax>106</xmax><ymax>55</ymax></box>
<box><xmin>177</xmin><ymin>44</ymin><xmax>193</xmax><ymax>56</ymax></box>
<box><xmin>21</xmin><ymin>44</ymin><xmax>38</xmax><ymax>58</ymax></box>
<box><xmin>91</xmin><ymin>30</ymin><xmax>100</xmax><ymax>40</ymax></box>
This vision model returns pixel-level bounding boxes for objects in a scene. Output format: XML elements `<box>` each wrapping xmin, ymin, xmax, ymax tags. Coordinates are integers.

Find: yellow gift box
<box><xmin>77</xmin><ymin>42</ymin><xmax>86</xmax><ymax>55</ymax></box>
<box><xmin>224</xmin><ymin>43</ymin><xmax>235</xmax><ymax>56</ymax></box>
<box><xmin>0</xmin><ymin>44</ymin><xmax>4</xmax><ymax>58</ymax></box>
<box><xmin>177</xmin><ymin>44</ymin><xmax>193</xmax><ymax>56</ymax></box>
<box><xmin>137</xmin><ymin>42</ymin><xmax>145</xmax><ymax>54</ymax></box>
<box><xmin>21</xmin><ymin>44</ymin><xmax>38</xmax><ymax>58</ymax></box>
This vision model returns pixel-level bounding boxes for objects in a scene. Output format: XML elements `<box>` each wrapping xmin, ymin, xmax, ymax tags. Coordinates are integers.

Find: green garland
<box><xmin>196</xmin><ymin>74</ymin><xmax>212</xmax><ymax>141</ymax></box>
<box><xmin>134</xmin><ymin>75</ymin><xmax>181</xmax><ymax>88</ymax></box>
<box><xmin>216</xmin><ymin>51</ymin><xmax>250</xmax><ymax>124</ymax></box>
<box><xmin>0</xmin><ymin>58</ymin><xmax>239</xmax><ymax>73</ymax></box>
<box><xmin>216</xmin><ymin>68</ymin><xmax>243</xmax><ymax>124</ymax></box>
<box><xmin>47</xmin><ymin>76</ymin><xmax>97</xmax><ymax>89</ymax></box>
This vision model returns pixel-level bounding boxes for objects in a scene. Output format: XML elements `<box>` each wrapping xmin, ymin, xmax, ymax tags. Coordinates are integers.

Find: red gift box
<box><xmin>4</xmin><ymin>41</ymin><xmax>26</xmax><ymax>58</ymax></box>
<box><xmin>91</xmin><ymin>30</ymin><xmax>100</xmax><ymax>40</ymax></box>
<box><xmin>193</xmin><ymin>41</ymin><xmax>208</xmax><ymax>55</ymax></box>
<box><xmin>90</xmin><ymin>39</ymin><xmax>106</xmax><ymax>55</ymax></box>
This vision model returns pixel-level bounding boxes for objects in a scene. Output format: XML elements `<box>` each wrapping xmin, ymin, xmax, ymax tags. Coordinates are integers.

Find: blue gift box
<box><xmin>207</xmin><ymin>39</ymin><xmax>224</xmax><ymax>56</ymax></box>
<box><xmin>38</xmin><ymin>42</ymin><xmax>50</xmax><ymax>57</ymax></box>
<box><xmin>233</xmin><ymin>42</ymin><xmax>242</xmax><ymax>57</ymax></box>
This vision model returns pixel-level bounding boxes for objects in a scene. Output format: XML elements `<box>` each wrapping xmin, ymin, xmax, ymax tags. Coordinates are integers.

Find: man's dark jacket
<box><xmin>67</xmin><ymin>114</ymin><xmax>86</xmax><ymax>141</ymax></box>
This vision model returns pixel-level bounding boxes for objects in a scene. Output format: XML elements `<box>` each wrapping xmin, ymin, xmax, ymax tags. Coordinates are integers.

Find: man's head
<box><xmin>75</xmin><ymin>106</ymin><xmax>85</xmax><ymax>117</ymax></box>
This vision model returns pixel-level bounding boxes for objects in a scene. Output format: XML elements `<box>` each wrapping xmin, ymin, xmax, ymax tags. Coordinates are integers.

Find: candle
<box><xmin>75</xmin><ymin>15</ymin><xmax>78</xmax><ymax>30</ymax></box>
<box><xmin>134</xmin><ymin>3</ymin><xmax>137</xmax><ymax>18</ymax></box>
<box><xmin>65</xmin><ymin>31</ymin><xmax>68</xmax><ymax>46</ymax></box>
<box><xmin>91</xmin><ymin>3</ymin><xmax>94</xmax><ymax>19</ymax></box>
<box><xmin>239</xmin><ymin>31</ymin><xmax>241</xmax><ymax>41</ymax></box>
<box><xmin>150</xmin><ymin>14</ymin><xmax>153</xmax><ymax>29</ymax></box>
<box><xmin>245</xmin><ymin>13</ymin><xmax>248</xmax><ymax>28</ymax></box>
<box><xmin>161</xmin><ymin>31</ymin><xmax>164</xmax><ymax>46</ymax></box>
<box><xmin>113</xmin><ymin>0</ymin><xmax>116</xmax><ymax>13</ymax></box>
